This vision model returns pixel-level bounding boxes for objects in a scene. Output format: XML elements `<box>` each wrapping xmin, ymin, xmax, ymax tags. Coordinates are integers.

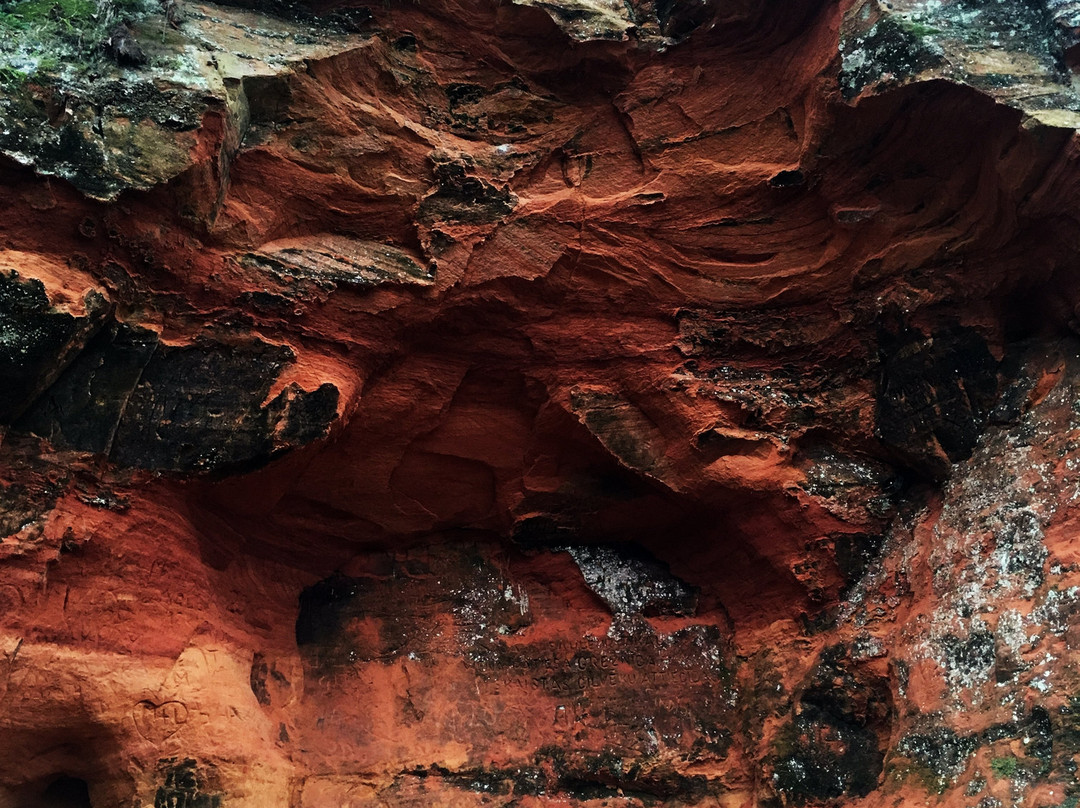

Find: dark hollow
<box><xmin>39</xmin><ymin>776</ymin><xmax>93</xmax><ymax>808</ymax></box>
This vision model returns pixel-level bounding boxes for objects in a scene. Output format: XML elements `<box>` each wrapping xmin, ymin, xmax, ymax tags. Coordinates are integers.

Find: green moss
<box><xmin>0</xmin><ymin>0</ymin><xmax>152</xmax><ymax>89</ymax></box>
<box><xmin>898</xmin><ymin>19</ymin><xmax>942</xmax><ymax>37</ymax></box>
<box><xmin>4</xmin><ymin>0</ymin><xmax>97</xmax><ymax>25</ymax></box>
<box><xmin>0</xmin><ymin>65</ymin><xmax>28</xmax><ymax>86</ymax></box>
<box><xmin>0</xmin><ymin>8</ymin><xmax>27</xmax><ymax>28</ymax></box>
<box><xmin>990</xmin><ymin>756</ymin><xmax>1018</xmax><ymax>778</ymax></box>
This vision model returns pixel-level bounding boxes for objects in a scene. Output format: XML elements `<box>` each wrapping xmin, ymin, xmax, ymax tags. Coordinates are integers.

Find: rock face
<box><xmin>2</xmin><ymin>0</ymin><xmax>1080</xmax><ymax>806</ymax></box>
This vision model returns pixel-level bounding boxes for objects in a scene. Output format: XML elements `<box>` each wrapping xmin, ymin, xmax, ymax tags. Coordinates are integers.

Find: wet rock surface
<box><xmin>1</xmin><ymin>0</ymin><xmax>1080</xmax><ymax>806</ymax></box>
<box><xmin>0</xmin><ymin>265</ymin><xmax>108</xmax><ymax>422</ymax></box>
<box><xmin>11</xmin><ymin>324</ymin><xmax>339</xmax><ymax>472</ymax></box>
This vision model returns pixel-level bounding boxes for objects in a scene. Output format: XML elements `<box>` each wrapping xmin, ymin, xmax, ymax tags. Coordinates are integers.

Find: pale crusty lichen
<box><xmin>841</xmin><ymin>0</ymin><xmax>1080</xmax><ymax>126</ymax></box>
<box><xmin>0</xmin><ymin>1</ymin><xmax>366</xmax><ymax>200</ymax></box>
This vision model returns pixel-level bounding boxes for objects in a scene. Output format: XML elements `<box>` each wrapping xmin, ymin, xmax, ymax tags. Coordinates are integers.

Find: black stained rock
<box><xmin>103</xmin><ymin>23</ymin><xmax>148</xmax><ymax>67</ymax></box>
<box><xmin>295</xmin><ymin>572</ymin><xmax>364</xmax><ymax>648</ymax></box>
<box><xmin>840</xmin><ymin>16</ymin><xmax>945</xmax><ymax>100</ymax></box>
<box><xmin>0</xmin><ymin>270</ymin><xmax>108</xmax><ymax>424</ymax></box>
<box><xmin>875</xmin><ymin>324</ymin><xmax>1000</xmax><ymax>480</ymax></box>
<box><xmin>240</xmin><ymin>236</ymin><xmax>435</xmax><ymax>292</ymax></box>
<box><xmin>16</xmin><ymin>328</ymin><xmax>339</xmax><ymax>473</ymax></box>
<box><xmin>896</xmin><ymin>727</ymin><xmax>979</xmax><ymax>790</ymax></box>
<box><xmin>655</xmin><ymin>0</ymin><xmax>714</xmax><ymax>40</ymax></box>
<box><xmin>272</xmin><ymin>381</ymin><xmax>339</xmax><ymax>446</ymax></box>
<box><xmin>565</xmin><ymin>543</ymin><xmax>699</xmax><ymax>618</ymax></box>
<box><xmin>771</xmin><ymin>646</ymin><xmax>892</xmax><ymax>803</ymax></box>
<box><xmin>108</xmin><ymin>338</ymin><xmax>337</xmax><ymax>472</ymax></box>
<box><xmin>0</xmin><ymin>444</ymin><xmax>70</xmax><ymax>540</ymax></box>
<box><xmin>833</xmin><ymin>532</ymin><xmax>886</xmax><ymax>588</ymax></box>
<box><xmin>154</xmin><ymin>759</ymin><xmax>222</xmax><ymax>808</ymax></box>
<box><xmin>942</xmin><ymin>630</ymin><xmax>997</xmax><ymax>686</ymax></box>
<box><xmin>418</xmin><ymin>162</ymin><xmax>515</xmax><ymax>225</ymax></box>
<box><xmin>15</xmin><ymin>321</ymin><xmax>159</xmax><ymax>455</ymax></box>
<box><xmin>896</xmin><ymin>707</ymin><xmax>1058</xmax><ymax>792</ymax></box>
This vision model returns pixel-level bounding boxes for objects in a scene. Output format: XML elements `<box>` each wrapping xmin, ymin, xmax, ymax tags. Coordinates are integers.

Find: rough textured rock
<box><xmin>2</xmin><ymin>0</ymin><xmax>1080</xmax><ymax>806</ymax></box>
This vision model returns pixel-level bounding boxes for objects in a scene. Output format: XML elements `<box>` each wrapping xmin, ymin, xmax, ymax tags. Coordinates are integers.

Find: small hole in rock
<box><xmin>40</xmin><ymin>776</ymin><xmax>93</xmax><ymax>808</ymax></box>
<box><xmin>768</xmin><ymin>169</ymin><xmax>806</xmax><ymax>188</ymax></box>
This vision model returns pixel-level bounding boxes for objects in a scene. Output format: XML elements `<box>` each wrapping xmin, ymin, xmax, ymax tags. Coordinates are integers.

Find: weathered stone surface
<box><xmin>0</xmin><ymin>253</ymin><xmax>109</xmax><ymax>423</ymax></box>
<box><xmin>241</xmin><ymin>235</ymin><xmax>435</xmax><ymax>291</ymax></box>
<box><xmin>0</xmin><ymin>0</ymin><xmax>1079</xmax><ymax>806</ymax></box>
<box><xmin>11</xmin><ymin>324</ymin><xmax>340</xmax><ymax>472</ymax></box>
<box><xmin>0</xmin><ymin>2</ymin><xmax>368</xmax><ymax>200</ymax></box>
<box><xmin>840</xmin><ymin>0</ymin><xmax>1080</xmax><ymax>126</ymax></box>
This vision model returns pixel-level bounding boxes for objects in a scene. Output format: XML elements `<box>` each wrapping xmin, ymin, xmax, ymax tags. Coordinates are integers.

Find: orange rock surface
<box><xmin>2</xmin><ymin>0</ymin><xmax>1080</xmax><ymax>806</ymax></box>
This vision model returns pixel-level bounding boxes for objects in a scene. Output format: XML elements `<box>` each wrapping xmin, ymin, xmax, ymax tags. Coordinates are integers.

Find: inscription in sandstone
<box><xmin>134</xmin><ymin>700</ymin><xmax>189</xmax><ymax>743</ymax></box>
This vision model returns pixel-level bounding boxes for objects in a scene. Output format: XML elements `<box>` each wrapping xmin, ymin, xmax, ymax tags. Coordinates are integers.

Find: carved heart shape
<box><xmin>133</xmin><ymin>700</ymin><xmax>188</xmax><ymax>743</ymax></box>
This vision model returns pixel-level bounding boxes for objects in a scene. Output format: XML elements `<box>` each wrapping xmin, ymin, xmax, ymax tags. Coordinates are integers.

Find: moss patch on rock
<box><xmin>0</xmin><ymin>0</ymin><xmax>152</xmax><ymax>86</ymax></box>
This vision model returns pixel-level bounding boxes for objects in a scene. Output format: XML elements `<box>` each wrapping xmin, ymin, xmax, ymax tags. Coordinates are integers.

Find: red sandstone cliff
<box><xmin>1</xmin><ymin>0</ymin><xmax>1080</xmax><ymax>806</ymax></box>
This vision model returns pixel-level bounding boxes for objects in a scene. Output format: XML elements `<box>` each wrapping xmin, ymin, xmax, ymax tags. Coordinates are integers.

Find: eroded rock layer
<box><xmin>2</xmin><ymin>0</ymin><xmax>1080</xmax><ymax>806</ymax></box>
